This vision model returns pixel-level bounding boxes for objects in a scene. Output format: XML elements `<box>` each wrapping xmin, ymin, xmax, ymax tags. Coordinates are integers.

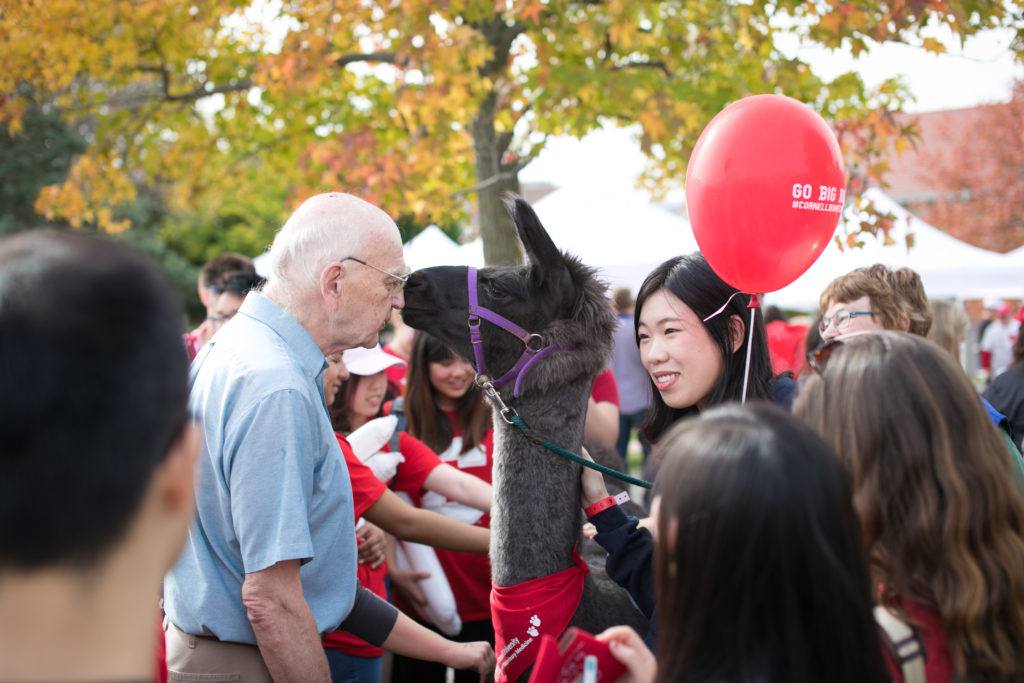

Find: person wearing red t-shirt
<box><xmin>330</xmin><ymin>346</ymin><xmax>492</xmax><ymax>515</ymax></box>
<box><xmin>391</xmin><ymin>332</ymin><xmax>498</xmax><ymax>683</ymax></box>
<box><xmin>322</xmin><ymin>348</ymin><xmax>494</xmax><ymax>683</ymax></box>
<box><xmin>764</xmin><ymin>305</ymin><xmax>809</xmax><ymax>376</ymax></box>
<box><xmin>585</xmin><ymin>367</ymin><xmax>621</xmax><ymax>449</ymax></box>
<box><xmin>182</xmin><ymin>253</ymin><xmax>256</xmax><ymax>360</ymax></box>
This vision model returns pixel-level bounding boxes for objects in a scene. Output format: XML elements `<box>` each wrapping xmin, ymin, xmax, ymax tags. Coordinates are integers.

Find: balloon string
<box><xmin>741</xmin><ymin>305</ymin><xmax>756</xmax><ymax>405</ymax></box>
<box><xmin>703</xmin><ymin>291</ymin><xmax>745</xmax><ymax>323</ymax></box>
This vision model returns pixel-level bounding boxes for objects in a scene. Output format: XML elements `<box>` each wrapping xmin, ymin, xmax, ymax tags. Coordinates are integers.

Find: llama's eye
<box><xmin>486</xmin><ymin>283</ymin><xmax>512</xmax><ymax>302</ymax></box>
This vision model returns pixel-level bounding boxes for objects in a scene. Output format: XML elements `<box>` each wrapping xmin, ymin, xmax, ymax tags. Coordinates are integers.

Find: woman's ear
<box><xmin>899</xmin><ymin>310</ymin><xmax>911</xmax><ymax>332</ymax></box>
<box><xmin>728</xmin><ymin>314</ymin><xmax>745</xmax><ymax>353</ymax></box>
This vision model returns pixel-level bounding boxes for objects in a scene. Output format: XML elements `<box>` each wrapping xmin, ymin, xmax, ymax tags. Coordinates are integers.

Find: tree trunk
<box><xmin>472</xmin><ymin>91</ymin><xmax>523</xmax><ymax>266</ymax></box>
<box><xmin>469</xmin><ymin>17</ymin><xmax>526</xmax><ymax>267</ymax></box>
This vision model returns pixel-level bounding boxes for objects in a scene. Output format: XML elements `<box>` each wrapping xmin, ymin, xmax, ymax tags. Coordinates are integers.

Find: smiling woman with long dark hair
<box><xmin>580</xmin><ymin>253</ymin><xmax>795</xmax><ymax>654</ymax></box>
<box><xmin>391</xmin><ymin>331</ymin><xmax>496</xmax><ymax>683</ymax></box>
<box><xmin>634</xmin><ymin>254</ymin><xmax>787</xmax><ymax>445</ymax></box>
<box><xmin>403</xmin><ymin>332</ymin><xmax>491</xmax><ymax>457</ymax></box>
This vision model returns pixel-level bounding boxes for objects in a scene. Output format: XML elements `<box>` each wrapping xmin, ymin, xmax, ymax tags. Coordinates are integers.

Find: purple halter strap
<box><xmin>467</xmin><ymin>267</ymin><xmax>563</xmax><ymax>398</ymax></box>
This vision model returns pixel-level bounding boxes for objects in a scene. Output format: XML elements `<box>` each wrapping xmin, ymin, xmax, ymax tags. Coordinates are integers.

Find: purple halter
<box><xmin>466</xmin><ymin>267</ymin><xmax>564</xmax><ymax>398</ymax></box>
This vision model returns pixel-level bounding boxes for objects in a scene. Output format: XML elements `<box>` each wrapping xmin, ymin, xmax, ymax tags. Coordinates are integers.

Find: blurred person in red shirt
<box><xmin>182</xmin><ymin>253</ymin><xmax>256</xmax><ymax>359</ymax></box>
<box><xmin>763</xmin><ymin>305</ymin><xmax>807</xmax><ymax>375</ymax></box>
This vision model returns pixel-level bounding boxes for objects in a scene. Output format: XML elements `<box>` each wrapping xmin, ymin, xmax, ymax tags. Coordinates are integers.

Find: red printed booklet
<box><xmin>527</xmin><ymin>627</ymin><xmax>627</xmax><ymax>683</ymax></box>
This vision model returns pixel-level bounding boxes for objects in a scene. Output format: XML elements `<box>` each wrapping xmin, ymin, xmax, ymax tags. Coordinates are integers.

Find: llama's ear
<box><xmin>504</xmin><ymin>195</ymin><xmax>564</xmax><ymax>274</ymax></box>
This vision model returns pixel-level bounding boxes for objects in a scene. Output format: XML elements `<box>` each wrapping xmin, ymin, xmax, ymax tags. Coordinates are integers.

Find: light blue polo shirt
<box><xmin>164</xmin><ymin>293</ymin><xmax>357</xmax><ymax>643</ymax></box>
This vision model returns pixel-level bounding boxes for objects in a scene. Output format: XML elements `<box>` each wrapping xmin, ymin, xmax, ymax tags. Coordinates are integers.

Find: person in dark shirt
<box><xmin>584</xmin><ymin>405</ymin><xmax>888</xmax><ymax>683</ymax></box>
<box><xmin>0</xmin><ymin>231</ymin><xmax>199</xmax><ymax>683</ymax></box>
<box><xmin>585</xmin><ymin>254</ymin><xmax>794</xmax><ymax>622</ymax></box>
<box><xmin>984</xmin><ymin>331</ymin><xmax>1024</xmax><ymax>448</ymax></box>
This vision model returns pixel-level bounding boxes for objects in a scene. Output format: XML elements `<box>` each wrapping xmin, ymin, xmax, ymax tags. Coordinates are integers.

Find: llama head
<box><xmin>402</xmin><ymin>197</ymin><xmax>616</xmax><ymax>398</ymax></box>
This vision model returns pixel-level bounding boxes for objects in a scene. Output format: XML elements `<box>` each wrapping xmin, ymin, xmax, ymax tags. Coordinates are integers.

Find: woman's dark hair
<box><xmin>635</xmin><ymin>253</ymin><xmax>773</xmax><ymax>443</ymax></box>
<box><xmin>404</xmin><ymin>331</ymin><xmax>490</xmax><ymax>454</ymax></box>
<box><xmin>327</xmin><ymin>374</ymin><xmax>365</xmax><ymax>434</ymax></box>
<box><xmin>654</xmin><ymin>404</ymin><xmax>889</xmax><ymax>683</ymax></box>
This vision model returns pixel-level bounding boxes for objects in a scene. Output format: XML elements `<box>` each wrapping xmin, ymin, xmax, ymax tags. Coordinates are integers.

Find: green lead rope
<box><xmin>509</xmin><ymin>414</ymin><xmax>653</xmax><ymax>490</ymax></box>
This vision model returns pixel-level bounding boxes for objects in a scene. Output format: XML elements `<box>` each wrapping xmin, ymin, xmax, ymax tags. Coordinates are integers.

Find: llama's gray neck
<box><xmin>489</xmin><ymin>375</ymin><xmax>590</xmax><ymax>587</ymax></box>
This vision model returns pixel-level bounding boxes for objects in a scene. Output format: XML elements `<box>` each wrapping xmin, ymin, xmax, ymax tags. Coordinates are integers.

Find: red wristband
<box><xmin>585</xmin><ymin>496</ymin><xmax>617</xmax><ymax>518</ymax></box>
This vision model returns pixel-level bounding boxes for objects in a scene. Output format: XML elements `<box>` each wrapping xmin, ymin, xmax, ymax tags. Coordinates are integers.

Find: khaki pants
<box><xmin>164</xmin><ymin>618</ymin><xmax>273</xmax><ymax>683</ymax></box>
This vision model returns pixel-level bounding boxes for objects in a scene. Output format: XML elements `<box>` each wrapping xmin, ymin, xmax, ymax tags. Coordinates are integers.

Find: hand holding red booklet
<box><xmin>527</xmin><ymin>627</ymin><xmax>627</xmax><ymax>683</ymax></box>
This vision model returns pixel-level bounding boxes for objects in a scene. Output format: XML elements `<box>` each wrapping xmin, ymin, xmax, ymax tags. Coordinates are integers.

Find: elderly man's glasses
<box><xmin>818</xmin><ymin>310</ymin><xmax>877</xmax><ymax>335</ymax></box>
<box><xmin>340</xmin><ymin>257</ymin><xmax>409</xmax><ymax>291</ymax></box>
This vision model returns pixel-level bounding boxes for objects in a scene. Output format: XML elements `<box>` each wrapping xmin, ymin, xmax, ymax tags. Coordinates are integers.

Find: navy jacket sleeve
<box><xmin>590</xmin><ymin>504</ymin><xmax>655</xmax><ymax>619</ymax></box>
<box><xmin>770</xmin><ymin>373</ymin><xmax>796</xmax><ymax>411</ymax></box>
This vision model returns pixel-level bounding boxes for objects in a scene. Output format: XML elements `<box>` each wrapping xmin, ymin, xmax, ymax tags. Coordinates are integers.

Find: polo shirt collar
<box><xmin>239</xmin><ymin>292</ymin><xmax>327</xmax><ymax>378</ymax></box>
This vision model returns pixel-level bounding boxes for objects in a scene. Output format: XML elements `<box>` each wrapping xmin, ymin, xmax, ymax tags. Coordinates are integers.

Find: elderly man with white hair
<box><xmin>163</xmin><ymin>194</ymin><xmax>494</xmax><ymax>682</ymax></box>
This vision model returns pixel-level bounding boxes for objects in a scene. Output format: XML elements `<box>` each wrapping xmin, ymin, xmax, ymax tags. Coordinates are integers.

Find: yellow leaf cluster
<box><xmin>2</xmin><ymin>0</ymin><xmax>1017</xmax><ymax>250</ymax></box>
<box><xmin>1</xmin><ymin>0</ymin><xmax>236</xmax><ymax>127</ymax></box>
<box><xmin>35</xmin><ymin>155</ymin><xmax>135</xmax><ymax>233</ymax></box>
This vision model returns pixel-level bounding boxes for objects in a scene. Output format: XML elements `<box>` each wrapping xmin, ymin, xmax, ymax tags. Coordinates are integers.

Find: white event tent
<box><xmin>398</xmin><ymin>184</ymin><xmax>1020</xmax><ymax>311</ymax></box>
<box><xmin>1006</xmin><ymin>244</ymin><xmax>1024</xmax><ymax>266</ymax></box>
<box><xmin>403</xmin><ymin>225</ymin><xmax>485</xmax><ymax>269</ymax></box>
<box><xmin>402</xmin><ymin>225</ymin><xmax>462</xmax><ymax>271</ymax></box>
<box><xmin>415</xmin><ymin>182</ymin><xmax>697</xmax><ymax>293</ymax></box>
<box><xmin>531</xmin><ymin>182</ymin><xmax>698</xmax><ymax>293</ymax></box>
<box><xmin>767</xmin><ymin>189</ymin><xmax>1024</xmax><ymax>309</ymax></box>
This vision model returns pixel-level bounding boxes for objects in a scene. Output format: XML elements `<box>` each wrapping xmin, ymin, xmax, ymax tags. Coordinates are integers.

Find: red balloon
<box><xmin>685</xmin><ymin>94</ymin><xmax>845</xmax><ymax>293</ymax></box>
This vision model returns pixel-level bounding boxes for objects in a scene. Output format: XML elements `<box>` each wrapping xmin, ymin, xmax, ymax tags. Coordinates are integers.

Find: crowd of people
<box><xmin>2</xmin><ymin>191</ymin><xmax>1023</xmax><ymax>683</ymax></box>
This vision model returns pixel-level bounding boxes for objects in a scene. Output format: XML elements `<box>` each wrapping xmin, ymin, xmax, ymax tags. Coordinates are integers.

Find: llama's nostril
<box><xmin>404</xmin><ymin>272</ymin><xmax>426</xmax><ymax>289</ymax></box>
<box><xmin>402</xmin><ymin>273</ymin><xmax>432</xmax><ymax>305</ymax></box>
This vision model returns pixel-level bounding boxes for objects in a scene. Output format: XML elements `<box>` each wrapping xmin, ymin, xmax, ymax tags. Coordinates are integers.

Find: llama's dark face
<box><xmin>402</xmin><ymin>199</ymin><xmax>600</xmax><ymax>383</ymax></box>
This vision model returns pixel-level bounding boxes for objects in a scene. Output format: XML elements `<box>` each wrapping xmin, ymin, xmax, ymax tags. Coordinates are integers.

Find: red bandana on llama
<box><xmin>490</xmin><ymin>548</ymin><xmax>589</xmax><ymax>682</ymax></box>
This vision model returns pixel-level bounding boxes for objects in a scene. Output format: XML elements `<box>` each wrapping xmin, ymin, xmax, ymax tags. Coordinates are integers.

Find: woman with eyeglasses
<box><xmin>795</xmin><ymin>332</ymin><xmax>1024</xmax><ymax>682</ymax></box>
<box><xmin>817</xmin><ymin>265</ymin><xmax>917</xmax><ymax>341</ymax></box>
<box><xmin>816</xmin><ymin>265</ymin><xmax>1022</xmax><ymax>449</ymax></box>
